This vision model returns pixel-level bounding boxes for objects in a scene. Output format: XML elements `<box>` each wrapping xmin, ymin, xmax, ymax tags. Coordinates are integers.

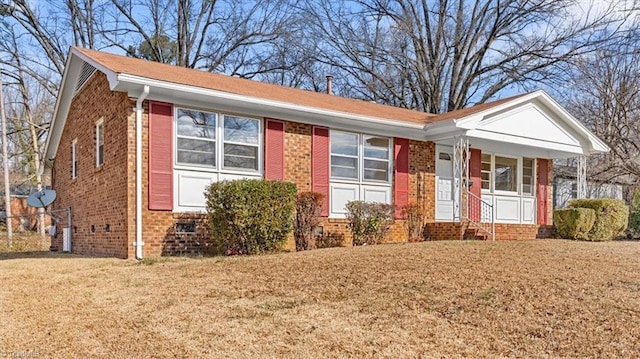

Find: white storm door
<box><xmin>436</xmin><ymin>147</ymin><xmax>454</xmax><ymax>221</ymax></box>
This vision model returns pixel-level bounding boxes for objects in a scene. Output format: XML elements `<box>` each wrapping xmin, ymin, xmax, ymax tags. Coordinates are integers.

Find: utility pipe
<box><xmin>135</xmin><ymin>85</ymin><xmax>149</xmax><ymax>259</ymax></box>
<box><xmin>0</xmin><ymin>73</ymin><xmax>11</xmax><ymax>245</ymax></box>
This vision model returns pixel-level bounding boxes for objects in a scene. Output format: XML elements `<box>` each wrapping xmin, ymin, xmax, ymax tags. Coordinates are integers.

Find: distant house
<box><xmin>553</xmin><ymin>165</ymin><xmax>627</xmax><ymax>208</ymax></box>
<box><xmin>42</xmin><ymin>47</ymin><xmax>609</xmax><ymax>258</ymax></box>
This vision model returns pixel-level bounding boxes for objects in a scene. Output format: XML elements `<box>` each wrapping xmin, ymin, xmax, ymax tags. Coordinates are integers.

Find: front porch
<box><xmin>423</xmin><ymin>91</ymin><xmax>609</xmax><ymax>240</ymax></box>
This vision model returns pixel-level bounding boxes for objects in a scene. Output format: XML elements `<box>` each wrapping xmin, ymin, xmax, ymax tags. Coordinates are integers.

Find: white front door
<box><xmin>436</xmin><ymin>146</ymin><xmax>454</xmax><ymax>221</ymax></box>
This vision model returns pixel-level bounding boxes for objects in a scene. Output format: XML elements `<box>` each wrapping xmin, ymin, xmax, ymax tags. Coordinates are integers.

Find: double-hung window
<box><xmin>330</xmin><ymin>131</ymin><xmax>391</xmax><ymax>183</ymax></box>
<box><xmin>223</xmin><ymin>115</ymin><xmax>260</xmax><ymax>171</ymax></box>
<box><xmin>176</xmin><ymin>109</ymin><xmax>217</xmax><ymax>167</ymax></box>
<box><xmin>522</xmin><ymin>158</ymin><xmax>535</xmax><ymax>196</ymax></box>
<box><xmin>175</xmin><ymin>107</ymin><xmax>261</xmax><ymax>172</ymax></box>
<box><xmin>330</xmin><ymin>131</ymin><xmax>359</xmax><ymax>179</ymax></box>
<box><xmin>329</xmin><ymin>130</ymin><xmax>392</xmax><ymax>217</ymax></box>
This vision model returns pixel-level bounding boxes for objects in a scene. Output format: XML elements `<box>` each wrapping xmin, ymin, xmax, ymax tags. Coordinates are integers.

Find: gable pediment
<box><xmin>476</xmin><ymin>103</ymin><xmax>582</xmax><ymax>146</ymax></box>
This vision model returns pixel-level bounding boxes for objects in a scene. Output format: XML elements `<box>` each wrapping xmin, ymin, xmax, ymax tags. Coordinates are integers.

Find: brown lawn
<box><xmin>1</xmin><ymin>240</ymin><xmax>640</xmax><ymax>358</ymax></box>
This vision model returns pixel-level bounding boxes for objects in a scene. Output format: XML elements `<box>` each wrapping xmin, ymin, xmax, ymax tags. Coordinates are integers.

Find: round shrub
<box><xmin>206</xmin><ymin>179</ymin><xmax>297</xmax><ymax>255</ymax></box>
<box><xmin>553</xmin><ymin>208</ymin><xmax>596</xmax><ymax>240</ymax></box>
<box><xmin>568</xmin><ymin>198</ymin><xmax>629</xmax><ymax>241</ymax></box>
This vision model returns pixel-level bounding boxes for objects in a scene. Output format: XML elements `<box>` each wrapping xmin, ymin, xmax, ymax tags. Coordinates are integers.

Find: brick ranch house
<box><xmin>43</xmin><ymin>47</ymin><xmax>609</xmax><ymax>259</ymax></box>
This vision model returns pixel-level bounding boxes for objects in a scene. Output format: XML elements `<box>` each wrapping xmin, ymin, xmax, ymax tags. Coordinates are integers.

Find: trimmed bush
<box><xmin>553</xmin><ymin>208</ymin><xmax>596</xmax><ymax>240</ymax></box>
<box><xmin>628</xmin><ymin>188</ymin><xmax>640</xmax><ymax>238</ymax></box>
<box><xmin>205</xmin><ymin>179</ymin><xmax>297</xmax><ymax>255</ymax></box>
<box><xmin>345</xmin><ymin>201</ymin><xmax>394</xmax><ymax>246</ymax></box>
<box><xmin>294</xmin><ymin>192</ymin><xmax>324</xmax><ymax>251</ymax></box>
<box><xmin>568</xmin><ymin>198</ymin><xmax>629</xmax><ymax>241</ymax></box>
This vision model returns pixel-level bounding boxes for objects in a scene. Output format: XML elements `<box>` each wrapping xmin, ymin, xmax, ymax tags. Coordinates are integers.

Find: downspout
<box><xmin>135</xmin><ymin>85</ymin><xmax>150</xmax><ymax>259</ymax></box>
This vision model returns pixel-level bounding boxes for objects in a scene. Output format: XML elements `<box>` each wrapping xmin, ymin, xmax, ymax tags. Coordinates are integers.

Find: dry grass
<box><xmin>0</xmin><ymin>231</ymin><xmax>49</xmax><ymax>252</ymax></box>
<box><xmin>1</xmin><ymin>240</ymin><xmax>640</xmax><ymax>358</ymax></box>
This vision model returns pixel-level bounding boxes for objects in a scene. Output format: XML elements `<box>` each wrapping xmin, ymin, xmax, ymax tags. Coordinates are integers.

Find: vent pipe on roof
<box><xmin>326</xmin><ymin>75</ymin><xmax>333</xmax><ymax>95</ymax></box>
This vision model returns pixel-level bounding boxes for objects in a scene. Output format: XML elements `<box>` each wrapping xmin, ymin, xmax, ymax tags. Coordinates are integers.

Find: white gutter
<box><xmin>117</xmin><ymin>74</ymin><xmax>427</xmax><ymax>132</ymax></box>
<box><xmin>135</xmin><ymin>85</ymin><xmax>150</xmax><ymax>259</ymax></box>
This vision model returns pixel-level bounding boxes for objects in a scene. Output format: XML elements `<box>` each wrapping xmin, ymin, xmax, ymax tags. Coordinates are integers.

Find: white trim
<box><xmin>118</xmin><ymin>73</ymin><xmax>426</xmax><ymax>133</ymax></box>
<box><xmin>95</xmin><ymin>118</ymin><xmax>104</xmax><ymax>167</ymax></box>
<box><xmin>426</xmin><ymin>91</ymin><xmax>609</xmax><ymax>156</ymax></box>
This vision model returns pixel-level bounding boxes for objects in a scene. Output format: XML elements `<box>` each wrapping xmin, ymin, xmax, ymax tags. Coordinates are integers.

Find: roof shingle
<box><xmin>74</xmin><ymin>47</ymin><xmax>532</xmax><ymax>126</ymax></box>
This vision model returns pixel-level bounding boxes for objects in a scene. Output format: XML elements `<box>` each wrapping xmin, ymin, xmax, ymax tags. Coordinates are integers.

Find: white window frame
<box><xmin>328</xmin><ymin>130</ymin><xmax>393</xmax><ymax>218</ymax></box>
<box><xmin>173</xmin><ymin>107</ymin><xmax>263</xmax><ymax>176</ymax></box>
<box><xmin>522</xmin><ymin>157</ymin><xmax>536</xmax><ymax>197</ymax></box>
<box><xmin>481</xmin><ymin>153</ymin><xmax>536</xmax><ymax>197</ymax></box>
<box><xmin>175</xmin><ymin>108</ymin><xmax>218</xmax><ymax>169</ymax></box>
<box><xmin>71</xmin><ymin>139</ymin><xmax>78</xmax><ymax>179</ymax></box>
<box><xmin>329</xmin><ymin>130</ymin><xmax>393</xmax><ymax>185</ymax></box>
<box><xmin>221</xmin><ymin>114</ymin><xmax>262</xmax><ymax>172</ymax></box>
<box><xmin>95</xmin><ymin>119</ymin><xmax>104</xmax><ymax>167</ymax></box>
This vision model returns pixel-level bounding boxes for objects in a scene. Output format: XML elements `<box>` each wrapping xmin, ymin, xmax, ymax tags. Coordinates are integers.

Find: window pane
<box><xmin>523</xmin><ymin>158</ymin><xmax>534</xmax><ymax>168</ymax></box>
<box><xmin>331</xmin><ymin>132</ymin><xmax>358</xmax><ymax>156</ymax></box>
<box><xmin>177</xmin><ymin>109</ymin><xmax>216</xmax><ymax>139</ymax></box>
<box><xmin>224</xmin><ymin>116</ymin><xmax>259</xmax><ymax>144</ymax></box>
<box><xmin>522</xmin><ymin>157</ymin><xmax>534</xmax><ymax>195</ymax></box>
<box><xmin>363</xmin><ymin>136</ymin><xmax>389</xmax><ymax>159</ymax></box>
<box><xmin>331</xmin><ymin>155</ymin><xmax>357</xmax><ymax>179</ymax></box>
<box><xmin>177</xmin><ymin>138</ymin><xmax>216</xmax><ymax>166</ymax></box>
<box><xmin>224</xmin><ymin>144</ymin><xmax>258</xmax><ymax>170</ymax></box>
<box><xmin>178</xmin><ymin>151</ymin><xmax>215</xmax><ymax>166</ymax></box>
<box><xmin>494</xmin><ymin>156</ymin><xmax>518</xmax><ymax>192</ymax></box>
<box><xmin>364</xmin><ymin>159</ymin><xmax>389</xmax><ymax>181</ymax></box>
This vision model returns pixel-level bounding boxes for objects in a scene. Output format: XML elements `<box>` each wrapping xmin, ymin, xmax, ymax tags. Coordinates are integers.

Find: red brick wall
<box><xmin>51</xmin><ymin>73</ymin><xmax>133</xmax><ymax>258</ymax></box>
<box><xmin>53</xmin><ymin>76</ymin><xmax>557</xmax><ymax>257</ymax></box>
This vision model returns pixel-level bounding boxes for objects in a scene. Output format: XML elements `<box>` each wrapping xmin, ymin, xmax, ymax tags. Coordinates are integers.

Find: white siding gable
<box><xmin>478</xmin><ymin>104</ymin><xmax>581</xmax><ymax>147</ymax></box>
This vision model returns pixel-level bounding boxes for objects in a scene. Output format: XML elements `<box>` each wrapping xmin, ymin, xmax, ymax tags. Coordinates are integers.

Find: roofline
<box><xmin>117</xmin><ymin>73</ymin><xmax>426</xmax><ymax>132</ymax></box>
<box><xmin>43</xmin><ymin>49</ymin><xmax>428</xmax><ymax>169</ymax></box>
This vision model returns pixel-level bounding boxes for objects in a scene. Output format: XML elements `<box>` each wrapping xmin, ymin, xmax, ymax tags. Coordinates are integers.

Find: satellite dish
<box><xmin>27</xmin><ymin>189</ymin><xmax>57</xmax><ymax>208</ymax></box>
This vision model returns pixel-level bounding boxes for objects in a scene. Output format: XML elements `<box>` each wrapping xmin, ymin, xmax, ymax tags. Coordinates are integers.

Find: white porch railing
<box><xmin>464</xmin><ymin>189</ymin><xmax>495</xmax><ymax>240</ymax></box>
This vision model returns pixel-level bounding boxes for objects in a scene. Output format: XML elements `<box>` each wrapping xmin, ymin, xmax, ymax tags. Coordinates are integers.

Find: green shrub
<box><xmin>568</xmin><ymin>198</ymin><xmax>629</xmax><ymax>241</ymax></box>
<box><xmin>345</xmin><ymin>201</ymin><xmax>394</xmax><ymax>246</ymax></box>
<box><xmin>553</xmin><ymin>208</ymin><xmax>596</xmax><ymax>240</ymax></box>
<box><xmin>294</xmin><ymin>192</ymin><xmax>324</xmax><ymax>251</ymax></box>
<box><xmin>628</xmin><ymin>188</ymin><xmax>640</xmax><ymax>238</ymax></box>
<box><xmin>205</xmin><ymin>179</ymin><xmax>297</xmax><ymax>255</ymax></box>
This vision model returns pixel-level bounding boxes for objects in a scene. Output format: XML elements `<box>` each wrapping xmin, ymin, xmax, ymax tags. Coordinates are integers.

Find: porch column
<box><xmin>577</xmin><ymin>156</ymin><xmax>587</xmax><ymax>199</ymax></box>
<box><xmin>453</xmin><ymin>136</ymin><xmax>469</xmax><ymax>222</ymax></box>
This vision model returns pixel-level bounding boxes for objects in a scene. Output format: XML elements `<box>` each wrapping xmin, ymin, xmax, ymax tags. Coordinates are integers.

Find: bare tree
<box><xmin>561</xmin><ymin>28</ymin><xmax>640</xmax><ymax>186</ymax></box>
<box><xmin>107</xmin><ymin>0</ymin><xmax>300</xmax><ymax>77</ymax></box>
<box><xmin>305</xmin><ymin>0</ymin><xmax>634</xmax><ymax>113</ymax></box>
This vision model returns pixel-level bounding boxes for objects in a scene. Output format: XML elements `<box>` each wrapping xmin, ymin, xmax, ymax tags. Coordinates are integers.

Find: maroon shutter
<box><xmin>469</xmin><ymin>148</ymin><xmax>482</xmax><ymax>222</ymax></box>
<box><xmin>312</xmin><ymin>127</ymin><xmax>330</xmax><ymax>217</ymax></box>
<box><xmin>537</xmin><ymin>159</ymin><xmax>549</xmax><ymax>225</ymax></box>
<box><xmin>265</xmin><ymin>119</ymin><xmax>285</xmax><ymax>180</ymax></box>
<box><xmin>148</xmin><ymin>102</ymin><xmax>173</xmax><ymax>210</ymax></box>
<box><xmin>394</xmin><ymin>138</ymin><xmax>410</xmax><ymax>219</ymax></box>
